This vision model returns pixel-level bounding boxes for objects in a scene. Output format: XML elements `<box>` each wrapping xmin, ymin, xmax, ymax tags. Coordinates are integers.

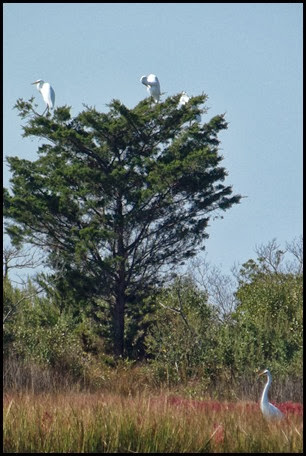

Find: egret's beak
<box><xmin>257</xmin><ymin>370</ymin><xmax>265</xmax><ymax>379</ymax></box>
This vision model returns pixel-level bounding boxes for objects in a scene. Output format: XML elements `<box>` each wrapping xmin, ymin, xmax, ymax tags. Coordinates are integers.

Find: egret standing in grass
<box><xmin>140</xmin><ymin>74</ymin><xmax>161</xmax><ymax>103</ymax></box>
<box><xmin>31</xmin><ymin>79</ymin><xmax>55</xmax><ymax>115</ymax></box>
<box><xmin>258</xmin><ymin>369</ymin><xmax>284</xmax><ymax>420</ymax></box>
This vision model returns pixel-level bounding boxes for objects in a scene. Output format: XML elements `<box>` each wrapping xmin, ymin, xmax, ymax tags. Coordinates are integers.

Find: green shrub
<box><xmin>145</xmin><ymin>276</ymin><xmax>220</xmax><ymax>386</ymax></box>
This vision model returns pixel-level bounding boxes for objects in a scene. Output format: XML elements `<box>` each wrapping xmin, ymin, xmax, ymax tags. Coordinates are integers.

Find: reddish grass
<box><xmin>166</xmin><ymin>395</ymin><xmax>303</xmax><ymax>416</ymax></box>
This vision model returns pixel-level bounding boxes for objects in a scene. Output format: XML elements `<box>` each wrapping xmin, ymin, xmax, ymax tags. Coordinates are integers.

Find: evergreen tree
<box><xmin>4</xmin><ymin>94</ymin><xmax>241</xmax><ymax>356</ymax></box>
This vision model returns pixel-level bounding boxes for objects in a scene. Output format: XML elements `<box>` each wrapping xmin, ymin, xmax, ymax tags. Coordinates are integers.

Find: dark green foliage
<box><xmin>5</xmin><ymin>94</ymin><xmax>241</xmax><ymax>356</ymax></box>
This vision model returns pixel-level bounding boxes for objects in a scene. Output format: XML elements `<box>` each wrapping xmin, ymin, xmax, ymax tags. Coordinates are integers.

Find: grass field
<box><xmin>3</xmin><ymin>391</ymin><xmax>303</xmax><ymax>453</ymax></box>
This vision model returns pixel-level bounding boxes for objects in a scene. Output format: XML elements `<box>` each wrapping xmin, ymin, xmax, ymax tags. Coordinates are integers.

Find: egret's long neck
<box><xmin>261</xmin><ymin>373</ymin><xmax>272</xmax><ymax>405</ymax></box>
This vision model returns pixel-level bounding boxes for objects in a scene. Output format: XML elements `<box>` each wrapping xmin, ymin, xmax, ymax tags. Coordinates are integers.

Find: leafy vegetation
<box><xmin>3</xmin><ymin>237</ymin><xmax>303</xmax><ymax>402</ymax></box>
<box><xmin>3</xmin><ymin>92</ymin><xmax>302</xmax><ymax>452</ymax></box>
<box><xmin>4</xmin><ymin>94</ymin><xmax>241</xmax><ymax>356</ymax></box>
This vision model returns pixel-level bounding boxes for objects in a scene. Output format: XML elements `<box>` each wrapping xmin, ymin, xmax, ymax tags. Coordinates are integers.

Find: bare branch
<box><xmin>3</xmin><ymin>245</ymin><xmax>44</xmax><ymax>279</ymax></box>
<box><xmin>255</xmin><ymin>238</ymin><xmax>285</xmax><ymax>274</ymax></box>
<box><xmin>188</xmin><ymin>256</ymin><xmax>236</xmax><ymax>319</ymax></box>
<box><xmin>285</xmin><ymin>236</ymin><xmax>303</xmax><ymax>275</ymax></box>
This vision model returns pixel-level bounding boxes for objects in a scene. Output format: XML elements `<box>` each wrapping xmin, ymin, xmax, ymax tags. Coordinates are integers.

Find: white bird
<box><xmin>140</xmin><ymin>74</ymin><xmax>161</xmax><ymax>103</ymax></box>
<box><xmin>31</xmin><ymin>79</ymin><xmax>55</xmax><ymax>115</ymax></box>
<box><xmin>178</xmin><ymin>91</ymin><xmax>190</xmax><ymax>108</ymax></box>
<box><xmin>258</xmin><ymin>369</ymin><xmax>284</xmax><ymax>420</ymax></box>
<box><xmin>178</xmin><ymin>91</ymin><xmax>201</xmax><ymax>123</ymax></box>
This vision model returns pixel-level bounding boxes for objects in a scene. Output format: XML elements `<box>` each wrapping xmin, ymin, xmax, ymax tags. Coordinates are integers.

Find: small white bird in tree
<box><xmin>178</xmin><ymin>91</ymin><xmax>201</xmax><ymax>123</ymax></box>
<box><xmin>178</xmin><ymin>91</ymin><xmax>190</xmax><ymax>108</ymax></box>
<box><xmin>140</xmin><ymin>74</ymin><xmax>161</xmax><ymax>103</ymax></box>
<box><xmin>258</xmin><ymin>369</ymin><xmax>284</xmax><ymax>420</ymax></box>
<box><xmin>31</xmin><ymin>79</ymin><xmax>55</xmax><ymax>115</ymax></box>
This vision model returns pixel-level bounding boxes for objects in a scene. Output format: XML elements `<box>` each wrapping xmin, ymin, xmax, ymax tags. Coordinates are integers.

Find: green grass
<box><xmin>3</xmin><ymin>391</ymin><xmax>303</xmax><ymax>453</ymax></box>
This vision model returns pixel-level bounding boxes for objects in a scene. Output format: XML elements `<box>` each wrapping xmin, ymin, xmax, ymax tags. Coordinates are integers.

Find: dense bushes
<box><xmin>3</xmin><ymin>239</ymin><xmax>303</xmax><ymax>399</ymax></box>
<box><xmin>3</xmin><ymin>278</ymin><xmax>101</xmax><ymax>390</ymax></box>
<box><xmin>232</xmin><ymin>271</ymin><xmax>302</xmax><ymax>376</ymax></box>
<box><xmin>145</xmin><ymin>277</ymin><xmax>221</xmax><ymax>385</ymax></box>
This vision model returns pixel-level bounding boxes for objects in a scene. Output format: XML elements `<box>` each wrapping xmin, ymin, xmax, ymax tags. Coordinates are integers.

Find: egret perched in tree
<box><xmin>140</xmin><ymin>74</ymin><xmax>161</xmax><ymax>103</ymax></box>
<box><xmin>178</xmin><ymin>91</ymin><xmax>190</xmax><ymax>108</ymax></box>
<box><xmin>178</xmin><ymin>91</ymin><xmax>201</xmax><ymax>123</ymax></box>
<box><xmin>258</xmin><ymin>369</ymin><xmax>284</xmax><ymax>420</ymax></box>
<box><xmin>31</xmin><ymin>79</ymin><xmax>55</xmax><ymax>115</ymax></box>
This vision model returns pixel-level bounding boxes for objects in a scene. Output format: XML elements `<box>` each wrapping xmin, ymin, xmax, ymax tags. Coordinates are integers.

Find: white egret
<box><xmin>31</xmin><ymin>79</ymin><xmax>55</xmax><ymax>115</ymax></box>
<box><xmin>140</xmin><ymin>74</ymin><xmax>161</xmax><ymax>103</ymax></box>
<box><xmin>178</xmin><ymin>91</ymin><xmax>201</xmax><ymax>123</ymax></box>
<box><xmin>178</xmin><ymin>91</ymin><xmax>190</xmax><ymax>108</ymax></box>
<box><xmin>258</xmin><ymin>369</ymin><xmax>284</xmax><ymax>420</ymax></box>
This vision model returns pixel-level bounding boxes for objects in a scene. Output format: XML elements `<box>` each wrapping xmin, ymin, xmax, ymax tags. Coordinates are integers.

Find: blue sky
<box><xmin>3</xmin><ymin>3</ymin><xmax>303</xmax><ymax>281</ymax></box>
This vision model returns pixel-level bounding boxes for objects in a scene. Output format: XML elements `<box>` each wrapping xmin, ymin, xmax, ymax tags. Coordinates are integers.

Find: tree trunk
<box><xmin>113</xmin><ymin>287</ymin><xmax>125</xmax><ymax>357</ymax></box>
<box><xmin>113</xmin><ymin>194</ymin><xmax>126</xmax><ymax>357</ymax></box>
<box><xmin>112</xmin><ymin>252</ymin><xmax>126</xmax><ymax>356</ymax></box>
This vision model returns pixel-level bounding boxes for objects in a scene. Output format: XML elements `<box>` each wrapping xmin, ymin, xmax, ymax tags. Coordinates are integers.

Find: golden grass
<box><xmin>3</xmin><ymin>391</ymin><xmax>303</xmax><ymax>453</ymax></box>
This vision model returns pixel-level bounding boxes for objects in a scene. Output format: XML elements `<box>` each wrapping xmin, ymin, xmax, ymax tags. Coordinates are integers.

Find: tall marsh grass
<box><xmin>3</xmin><ymin>356</ymin><xmax>303</xmax><ymax>402</ymax></box>
<box><xmin>3</xmin><ymin>391</ymin><xmax>303</xmax><ymax>453</ymax></box>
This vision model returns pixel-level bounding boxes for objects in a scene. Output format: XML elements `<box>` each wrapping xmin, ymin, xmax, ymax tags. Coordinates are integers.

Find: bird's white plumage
<box><xmin>178</xmin><ymin>91</ymin><xmax>201</xmax><ymax>123</ymax></box>
<box><xmin>258</xmin><ymin>369</ymin><xmax>284</xmax><ymax>420</ymax></box>
<box><xmin>31</xmin><ymin>79</ymin><xmax>55</xmax><ymax>113</ymax></box>
<box><xmin>178</xmin><ymin>91</ymin><xmax>190</xmax><ymax>108</ymax></box>
<box><xmin>140</xmin><ymin>73</ymin><xmax>161</xmax><ymax>103</ymax></box>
